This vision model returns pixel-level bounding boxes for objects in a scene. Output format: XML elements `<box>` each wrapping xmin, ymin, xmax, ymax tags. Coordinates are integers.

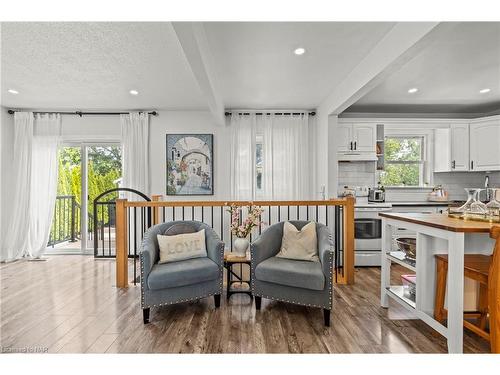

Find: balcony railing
<box><xmin>47</xmin><ymin>195</ymin><xmax>103</xmax><ymax>251</ymax></box>
<box><xmin>115</xmin><ymin>197</ymin><xmax>355</xmax><ymax>288</ymax></box>
<box><xmin>48</xmin><ymin>195</ymin><xmax>81</xmax><ymax>247</ymax></box>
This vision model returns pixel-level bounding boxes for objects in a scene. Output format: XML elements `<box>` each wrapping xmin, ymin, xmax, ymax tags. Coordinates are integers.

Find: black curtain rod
<box><xmin>225</xmin><ymin>111</ymin><xmax>316</xmax><ymax>116</ymax></box>
<box><xmin>7</xmin><ymin>109</ymin><xmax>158</xmax><ymax>117</ymax></box>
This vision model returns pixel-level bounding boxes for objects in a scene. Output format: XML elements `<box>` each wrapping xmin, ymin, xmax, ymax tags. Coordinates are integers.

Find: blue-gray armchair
<box><xmin>250</xmin><ymin>221</ymin><xmax>334</xmax><ymax>326</ymax></box>
<box><xmin>140</xmin><ymin>221</ymin><xmax>224</xmax><ymax>323</ymax></box>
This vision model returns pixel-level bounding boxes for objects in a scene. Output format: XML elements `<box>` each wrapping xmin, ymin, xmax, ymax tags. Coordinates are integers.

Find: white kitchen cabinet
<box><xmin>450</xmin><ymin>124</ymin><xmax>470</xmax><ymax>171</ymax></box>
<box><xmin>337</xmin><ymin>123</ymin><xmax>376</xmax><ymax>159</ymax></box>
<box><xmin>353</xmin><ymin>124</ymin><xmax>376</xmax><ymax>152</ymax></box>
<box><xmin>434</xmin><ymin>128</ymin><xmax>451</xmax><ymax>172</ymax></box>
<box><xmin>470</xmin><ymin>119</ymin><xmax>500</xmax><ymax>171</ymax></box>
<box><xmin>337</xmin><ymin>123</ymin><xmax>353</xmax><ymax>152</ymax></box>
<box><xmin>434</xmin><ymin>124</ymin><xmax>470</xmax><ymax>172</ymax></box>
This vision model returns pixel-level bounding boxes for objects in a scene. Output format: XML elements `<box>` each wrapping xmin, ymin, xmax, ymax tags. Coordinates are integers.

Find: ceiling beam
<box><xmin>318</xmin><ymin>22</ymin><xmax>442</xmax><ymax>116</ymax></box>
<box><xmin>172</xmin><ymin>22</ymin><xmax>225</xmax><ymax>125</ymax></box>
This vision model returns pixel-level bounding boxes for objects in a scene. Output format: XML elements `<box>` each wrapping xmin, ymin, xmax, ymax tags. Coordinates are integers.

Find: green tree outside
<box><xmin>380</xmin><ymin>137</ymin><xmax>422</xmax><ymax>187</ymax></box>
<box><xmin>51</xmin><ymin>146</ymin><xmax>122</xmax><ymax>244</ymax></box>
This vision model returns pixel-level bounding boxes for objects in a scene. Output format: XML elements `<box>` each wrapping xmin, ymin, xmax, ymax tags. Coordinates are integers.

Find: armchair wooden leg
<box><xmin>214</xmin><ymin>294</ymin><xmax>221</xmax><ymax>308</ymax></box>
<box><xmin>255</xmin><ymin>296</ymin><xmax>262</xmax><ymax>310</ymax></box>
<box><xmin>143</xmin><ymin>308</ymin><xmax>150</xmax><ymax>324</ymax></box>
<box><xmin>323</xmin><ymin>309</ymin><xmax>331</xmax><ymax>327</ymax></box>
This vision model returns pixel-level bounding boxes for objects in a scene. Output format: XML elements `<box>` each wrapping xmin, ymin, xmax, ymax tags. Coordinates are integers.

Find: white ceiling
<box><xmin>203</xmin><ymin>22</ymin><xmax>395</xmax><ymax>109</ymax></box>
<box><xmin>1</xmin><ymin>22</ymin><xmax>208</xmax><ymax>110</ymax></box>
<box><xmin>2</xmin><ymin>22</ymin><xmax>499</xmax><ymax>115</ymax></box>
<box><xmin>346</xmin><ymin>22</ymin><xmax>500</xmax><ymax>114</ymax></box>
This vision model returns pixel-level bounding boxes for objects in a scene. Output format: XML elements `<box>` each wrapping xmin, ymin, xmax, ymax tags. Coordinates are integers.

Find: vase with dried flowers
<box><xmin>227</xmin><ymin>203</ymin><xmax>264</xmax><ymax>256</ymax></box>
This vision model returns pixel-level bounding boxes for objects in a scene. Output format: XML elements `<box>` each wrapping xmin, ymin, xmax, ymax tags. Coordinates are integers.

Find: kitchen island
<box><xmin>379</xmin><ymin>212</ymin><xmax>496</xmax><ymax>353</ymax></box>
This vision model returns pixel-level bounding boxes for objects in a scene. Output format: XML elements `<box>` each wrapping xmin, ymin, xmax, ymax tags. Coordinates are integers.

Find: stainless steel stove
<box><xmin>340</xmin><ymin>187</ymin><xmax>392</xmax><ymax>267</ymax></box>
<box><xmin>354</xmin><ymin>200</ymin><xmax>392</xmax><ymax>266</ymax></box>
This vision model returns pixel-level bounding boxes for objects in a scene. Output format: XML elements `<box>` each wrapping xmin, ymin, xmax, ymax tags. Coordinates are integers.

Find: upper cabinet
<box><xmin>337</xmin><ymin>123</ymin><xmax>376</xmax><ymax>160</ymax></box>
<box><xmin>434</xmin><ymin>118</ymin><xmax>500</xmax><ymax>173</ymax></box>
<box><xmin>434</xmin><ymin>123</ymin><xmax>470</xmax><ymax>172</ymax></box>
<box><xmin>338</xmin><ymin>123</ymin><xmax>353</xmax><ymax>152</ymax></box>
<box><xmin>353</xmin><ymin>124</ymin><xmax>376</xmax><ymax>152</ymax></box>
<box><xmin>470</xmin><ymin>119</ymin><xmax>500</xmax><ymax>171</ymax></box>
<box><xmin>450</xmin><ymin>123</ymin><xmax>470</xmax><ymax>171</ymax></box>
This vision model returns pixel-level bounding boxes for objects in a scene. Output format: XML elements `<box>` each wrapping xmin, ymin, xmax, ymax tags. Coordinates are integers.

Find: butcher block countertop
<box><xmin>379</xmin><ymin>212</ymin><xmax>496</xmax><ymax>233</ymax></box>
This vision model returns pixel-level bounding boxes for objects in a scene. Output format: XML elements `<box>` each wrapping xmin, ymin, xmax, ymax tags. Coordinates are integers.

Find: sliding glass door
<box><xmin>48</xmin><ymin>143</ymin><xmax>122</xmax><ymax>254</ymax></box>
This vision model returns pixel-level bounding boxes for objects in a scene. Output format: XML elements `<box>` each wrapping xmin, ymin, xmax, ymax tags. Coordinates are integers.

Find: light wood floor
<box><xmin>0</xmin><ymin>255</ymin><xmax>490</xmax><ymax>353</ymax></box>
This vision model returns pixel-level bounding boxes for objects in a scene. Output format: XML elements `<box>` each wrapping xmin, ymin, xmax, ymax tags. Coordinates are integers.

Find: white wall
<box><xmin>58</xmin><ymin>110</ymin><xmax>230</xmax><ymax>199</ymax></box>
<box><xmin>315</xmin><ymin>111</ymin><xmax>339</xmax><ymax>200</ymax></box>
<box><xmin>149</xmin><ymin>111</ymin><xmax>230</xmax><ymax>199</ymax></box>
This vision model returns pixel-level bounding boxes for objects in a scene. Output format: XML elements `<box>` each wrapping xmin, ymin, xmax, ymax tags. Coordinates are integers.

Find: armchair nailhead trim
<box><xmin>252</xmin><ymin>293</ymin><xmax>329</xmax><ymax>310</ymax></box>
<box><xmin>250</xmin><ymin>240</ymin><xmax>334</xmax><ymax>311</ymax></box>
<box><xmin>140</xmin><ymin>225</ymin><xmax>224</xmax><ymax>310</ymax></box>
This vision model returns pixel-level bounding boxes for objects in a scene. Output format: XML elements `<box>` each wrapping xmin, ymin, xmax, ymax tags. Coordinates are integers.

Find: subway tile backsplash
<box><xmin>338</xmin><ymin>161</ymin><xmax>500</xmax><ymax>202</ymax></box>
<box><xmin>433</xmin><ymin>172</ymin><xmax>498</xmax><ymax>201</ymax></box>
<box><xmin>338</xmin><ymin>161</ymin><xmax>376</xmax><ymax>191</ymax></box>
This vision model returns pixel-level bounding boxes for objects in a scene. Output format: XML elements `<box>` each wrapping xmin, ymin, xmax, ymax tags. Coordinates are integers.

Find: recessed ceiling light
<box><xmin>129</xmin><ymin>89</ymin><xmax>139</xmax><ymax>96</ymax></box>
<box><xmin>479</xmin><ymin>88</ymin><xmax>491</xmax><ymax>94</ymax></box>
<box><xmin>294</xmin><ymin>47</ymin><xmax>306</xmax><ymax>55</ymax></box>
<box><xmin>8</xmin><ymin>89</ymin><xmax>19</xmax><ymax>95</ymax></box>
<box><xmin>408</xmin><ymin>88</ymin><xmax>418</xmax><ymax>94</ymax></box>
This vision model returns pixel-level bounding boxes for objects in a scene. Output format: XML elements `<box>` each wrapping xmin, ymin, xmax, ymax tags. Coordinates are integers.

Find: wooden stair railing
<box><xmin>115</xmin><ymin>197</ymin><xmax>355</xmax><ymax>288</ymax></box>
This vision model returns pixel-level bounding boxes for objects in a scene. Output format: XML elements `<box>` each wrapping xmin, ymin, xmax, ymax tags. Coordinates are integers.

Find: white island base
<box><xmin>380</xmin><ymin>213</ymin><xmax>495</xmax><ymax>353</ymax></box>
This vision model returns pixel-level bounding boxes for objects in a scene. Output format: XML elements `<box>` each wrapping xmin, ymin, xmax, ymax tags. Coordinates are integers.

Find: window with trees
<box><xmin>380</xmin><ymin>136</ymin><xmax>425</xmax><ymax>187</ymax></box>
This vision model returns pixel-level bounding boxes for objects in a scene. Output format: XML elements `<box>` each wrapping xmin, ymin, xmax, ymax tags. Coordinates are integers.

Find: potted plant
<box><xmin>227</xmin><ymin>203</ymin><xmax>264</xmax><ymax>256</ymax></box>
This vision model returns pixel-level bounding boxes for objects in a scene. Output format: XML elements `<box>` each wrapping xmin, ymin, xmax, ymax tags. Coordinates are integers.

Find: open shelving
<box><xmin>376</xmin><ymin>124</ymin><xmax>385</xmax><ymax>170</ymax></box>
<box><xmin>386</xmin><ymin>286</ymin><xmax>416</xmax><ymax>309</ymax></box>
<box><xmin>386</xmin><ymin>252</ymin><xmax>416</xmax><ymax>272</ymax></box>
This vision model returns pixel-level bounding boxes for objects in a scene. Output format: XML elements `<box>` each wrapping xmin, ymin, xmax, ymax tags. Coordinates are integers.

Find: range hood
<box><xmin>337</xmin><ymin>152</ymin><xmax>378</xmax><ymax>161</ymax></box>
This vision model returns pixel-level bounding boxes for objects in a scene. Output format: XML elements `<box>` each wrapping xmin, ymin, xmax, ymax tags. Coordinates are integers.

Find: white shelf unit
<box><xmin>386</xmin><ymin>252</ymin><xmax>416</xmax><ymax>272</ymax></box>
<box><xmin>382</xmin><ymin>247</ymin><xmax>448</xmax><ymax>338</ymax></box>
<box><xmin>386</xmin><ymin>286</ymin><xmax>416</xmax><ymax>309</ymax></box>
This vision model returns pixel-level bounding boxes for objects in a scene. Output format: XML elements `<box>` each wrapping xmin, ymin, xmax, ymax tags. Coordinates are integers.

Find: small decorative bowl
<box><xmin>395</xmin><ymin>237</ymin><xmax>417</xmax><ymax>260</ymax></box>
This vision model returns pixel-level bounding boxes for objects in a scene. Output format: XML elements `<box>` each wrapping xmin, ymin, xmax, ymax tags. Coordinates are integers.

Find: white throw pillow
<box><xmin>276</xmin><ymin>222</ymin><xmax>319</xmax><ymax>262</ymax></box>
<box><xmin>157</xmin><ymin>229</ymin><xmax>207</xmax><ymax>264</ymax></box>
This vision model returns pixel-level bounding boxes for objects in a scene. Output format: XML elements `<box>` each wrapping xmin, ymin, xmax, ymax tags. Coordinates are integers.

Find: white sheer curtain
<box><xmin>1</xmin><ymin>112</ymin><xmax>61</xmax><ymax>261</ymax></box>
<box><xmin>28</xmin><ymin>114</ymin><xmax>62</xmax><ymax>258</ymax></box>
<box><xmin>120</xmin><ymin>112</ymin><xmax>150</xmax><ymax>197</ymax></box>
<box><xmin>262</xmin><ymin>113</ymin><xmax>311</xmax><ymax>200</ymax></box>
<box><xmin>1</xmin><ymin>113</ymin><xmax>33</xmax><ymax>261</ymax></box>
<box><xmin>230</xmin><ymin>112</ymin><xmax>312</xmax><ymax>201</ymax></box>
<box><xmin>230</xmin><ymin>113</ymin><xmax>256</xmax><ymax>200</ymax></box>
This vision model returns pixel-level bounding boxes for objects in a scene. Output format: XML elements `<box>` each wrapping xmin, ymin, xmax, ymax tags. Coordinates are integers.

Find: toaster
<box><xmin>368</xmin><ymin>188</ymin><xmax>385</xmax><ymax>203</ymax></box>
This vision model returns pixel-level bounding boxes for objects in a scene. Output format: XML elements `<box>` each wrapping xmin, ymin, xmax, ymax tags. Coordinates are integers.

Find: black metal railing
<box><xmin>48</xmin><ymin>195</ymin><xmax>105</xmax><ymax>249</ymax></box>
<box><xmin>118</xmin><ymin>199</ymin><xmax>354</xmax><ymax>286</ymax></box>
<box><xmin>93</xmin><ymin>188</ymin><xmax>151</xmax><ymax>262</ymax></box>
<box><xmin>48</xmin><ymin>195</ymin><xmax>81</xmax><ymax>247</ymax></box>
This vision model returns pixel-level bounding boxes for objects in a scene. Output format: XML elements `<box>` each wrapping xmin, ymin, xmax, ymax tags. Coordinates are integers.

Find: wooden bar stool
<box><xmin>434</xmin><ymin>226</ymin><xmax>500</xmax><ymax>353</ymax></box>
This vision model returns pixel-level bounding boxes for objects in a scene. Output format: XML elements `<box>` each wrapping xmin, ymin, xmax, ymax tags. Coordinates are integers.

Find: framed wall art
<box><xmin>166</xmin><ymin>134</ymin><xmax>214</xmax><ymax>196</ymax></box>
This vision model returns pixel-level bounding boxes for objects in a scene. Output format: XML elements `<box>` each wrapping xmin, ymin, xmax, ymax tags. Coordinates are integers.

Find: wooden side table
<box><xmin>223</xmin><ymin>252</ymin><xmax>252</xmax><ymax>300</ymax></box>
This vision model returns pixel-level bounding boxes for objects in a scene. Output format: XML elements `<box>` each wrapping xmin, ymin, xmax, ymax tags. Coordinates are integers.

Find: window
<box><xmin>380</xmin><ymin>136</ymin><xmax>425</xmax><ymax>187</ymax></box>
<box><xmin>256</xmin><ymin>141</ymin><xmax>263</xmax><ymax>191</ymax></box>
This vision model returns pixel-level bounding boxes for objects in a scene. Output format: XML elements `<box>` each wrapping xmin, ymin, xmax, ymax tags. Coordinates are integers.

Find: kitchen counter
<box><xmin>379</xmin><ymin>212</ymin><xmax>494</xmax><ymax>232</ymax></box>
<box><xmin>388</xmin><ymin>201</ymin><xmax>461</xmax><ymax>207</ymax></box>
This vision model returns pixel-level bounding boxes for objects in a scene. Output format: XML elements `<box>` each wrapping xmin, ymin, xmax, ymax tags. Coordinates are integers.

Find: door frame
<box><xmin>46</xmin><ymin>141</ymin><xmax>122</xmax><ymax>255</ymax></box>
